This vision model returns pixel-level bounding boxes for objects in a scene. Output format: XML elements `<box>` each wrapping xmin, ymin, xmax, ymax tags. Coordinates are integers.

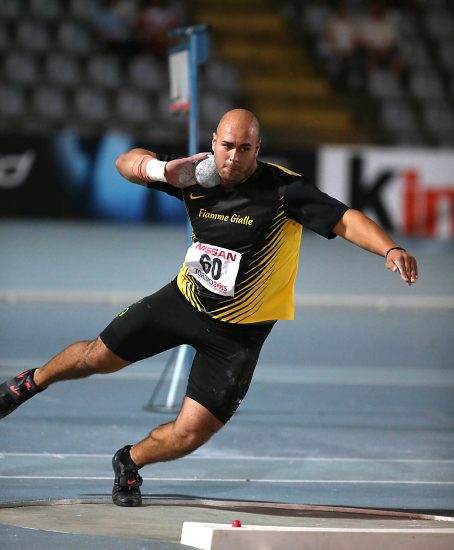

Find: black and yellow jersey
<box><xmin>149</xmin><ymin>160</ymin><xmax>349</xmax><ymax>324</ymax></box>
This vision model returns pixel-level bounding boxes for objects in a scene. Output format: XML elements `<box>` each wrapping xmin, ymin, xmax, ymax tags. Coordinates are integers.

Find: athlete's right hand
<box><xmin>165</xmin><ymin>153</ymin><xmax>210</xmax><ymax>188</ymax></box>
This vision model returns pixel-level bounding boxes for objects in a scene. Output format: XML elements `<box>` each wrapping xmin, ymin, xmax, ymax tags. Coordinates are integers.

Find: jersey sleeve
<box><xmin>145</xmin><ymin>153</ymin><xmax>183</xmax><ymax>200</ymax></box>
<box><xmin>284</xmin><ymin>179</ymin><xmax>349</xmax><ymax>239</ymax></box>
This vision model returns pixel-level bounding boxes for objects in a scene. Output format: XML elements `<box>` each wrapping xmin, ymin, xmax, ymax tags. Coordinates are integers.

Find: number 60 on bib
<box><xmin>184</xmin><ymin>242</ymin><xmax>242</xmax><ymax>297</ymax></box>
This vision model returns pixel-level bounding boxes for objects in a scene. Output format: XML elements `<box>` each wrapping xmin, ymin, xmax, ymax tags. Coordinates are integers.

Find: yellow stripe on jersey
<box><xmin>235</xmin><ymin>227</ymin><xmax>288</xmax><ymax>298</ymax></box>
<box><xmin>213</xmin><ymin>203</ymin><xmax>287</xmax><ymax>303</ymax></box>
<box><xmin>246</xmin><ymin>211</ymin><xmax>287</xmax><ymax>274</ymax></box>
<box><xmin>241</xmin><ymin>216</ymin><xmax>288</xmax><ymax>286</ymax></box>
<box><xmin>266</xmin><ymin>162</ymin><xmax>301</xmax><ymax>177</ymax></box>
<box><xmin>210</xmin><ymin>216</ymin><xmax>302</xmax><ymax>323</ymax></box>
<box><xmin>177</xmin><ymin>264</ymin><xmax>205</xmax><ymax>312</ymax></box>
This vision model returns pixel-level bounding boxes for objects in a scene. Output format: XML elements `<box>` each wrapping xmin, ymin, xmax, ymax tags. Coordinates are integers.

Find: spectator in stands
<box><xmin>92</xmin><ymin>0</ymin><xmax>140</xmax><ymax>57</ymax></box>
<box><xmin>356</xmin><ymin>2</ymin><xmax>405</xmax><ymax>80</ymax></box>
<box><xmin>136</xmin><ymin>0</ymin><xmax>181</xmax><ymax>58</ymax></box>
<box><xmin>323</xmin><ymin>1</ymin><xmax>360</xmax><ymax>90</ymax></box>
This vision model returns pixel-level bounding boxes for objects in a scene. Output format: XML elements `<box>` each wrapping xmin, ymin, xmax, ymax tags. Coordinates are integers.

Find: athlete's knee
<box><xmin>171</xmin><ymin>402</ymin><xmax>224</xmax><ymax>453</ymax></box>
<box><xmin>81</xmin><ymin>337</ymin><xmax>129</xmax><ymax>375</ymax></box>
<box><xmin>171</xmin><ymin>423</ymin><xmax>214</xmax><ymax>454</ymax></box>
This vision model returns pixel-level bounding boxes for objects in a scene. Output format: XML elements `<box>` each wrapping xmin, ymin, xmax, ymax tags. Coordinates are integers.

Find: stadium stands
<box><xmin>0</xmin><ymin>0</ymin><xmax>453</xmax><ymax>146</ymax></box>
<box><xmin>285</xmin><ymin>0</ymin><xmax>454</xmax><ymax>146</ymax></box>
<box><xmin>0</xmin><ymin>0</ymin><xmax>243</xmax><ymax>143</ymax></box>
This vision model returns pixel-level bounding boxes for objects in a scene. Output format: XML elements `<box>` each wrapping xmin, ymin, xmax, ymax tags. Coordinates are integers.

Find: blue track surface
<box><xmin>1</xmin><ymin>220</ymin><xmax>453</xmax><ymax>547</ymax></box>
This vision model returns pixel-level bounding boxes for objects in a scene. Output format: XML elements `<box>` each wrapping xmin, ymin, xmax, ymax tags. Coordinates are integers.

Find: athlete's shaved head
<box><xmin>212</xmin><ymin>109</ymin><xmax>261</xmax><ymax>188</ymax></box>
<box><xmin>216</xmin><ymin>109</ymin><xmax>260</xmax><ymax>141</ymax></box>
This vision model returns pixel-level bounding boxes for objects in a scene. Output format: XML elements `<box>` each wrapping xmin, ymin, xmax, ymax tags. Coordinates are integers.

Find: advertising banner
<box><xmin>318</xmin><ymin>147</ymin><xmax>454</xmax><ymax>238</ymax></box>
<box><xmin>0</xmin><ymin>132</ymin><xmax>188</xmax><ymax>223</ymax></box>
<box><xmin>0</xmin><ymin>133</ymin><xmax>316</xmax><ymax>224</ymax></box>
<box><xmin>2</xmin><ymin>133</ymin><xmax>453</xmax><ymax>239</ymax></box>
<box><xmin>0</xmin><ymin>136</ymin><xmax>74</xmax><ymax>218</ymax></box>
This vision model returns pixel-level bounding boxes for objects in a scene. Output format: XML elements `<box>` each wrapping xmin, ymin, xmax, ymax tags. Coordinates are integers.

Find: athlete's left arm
<box><xmin>332</xmin><ymin>208</ymin><xmax>418</xmax><ymax>286</ymax></box>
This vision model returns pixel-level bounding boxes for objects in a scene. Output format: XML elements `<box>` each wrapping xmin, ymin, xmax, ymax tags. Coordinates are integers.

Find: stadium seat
<box><xmin>367</xmin><ymin>69</ymin><xmax>403</xmax><ymax>100</ymax></box>
<box><xmin>4</xmin><ymin>51</ymin><xmax>39</xmax><ymax>86</ymax></box>
<box><xmin>45</xmin><ymin>54</ymin><xmax>81</xmax><ymax>88</ymax></box>
<box><xmin>381</xmin><ymin>99</ymin><xmax>419</xmax><ymax>134</ymax></box>
<box><xmin>115</xmin><ymin>89</ymin><xmax>154</xmax><ymax>124</ymax></box>
<box><xmin>15</xmin><ymin>20</ymin><xmax>52</xmax><ymax>53</ymax></box>
<box><xmin>0</xmin><ymin>22</ymin><xmax>9</xmax><ymax>52</ymax></box>
<box><xmin>414</xmin><ymin>0</ymin><xmax>450</xmax><ymax>6</ymax></box>
<box><xmin>128</xmin><ymin>55</ymin><xmax>168</xmax><ymax>92</ymax></box>
<box><xmin>409</xmin><ymin>69</ymin><xmax>446</xmax><ymax>102</ymax></box>
<box><xmin>203</xmin><ymin>59</ymin><xmax>241</xmax><ymax>94</ymax></box>
<box><xmin>398</xmin><ymin>39</ymin><xmax>432</xmax><ymax>70</ymax></box>
<box><xmin>29</xmin><ymin>0</ymin><xmax>61</xmax><ymax>21</ymax></box>
<box><xmin>389</xmin><ymin>9</ymin><xmax>420</xmax><ymax>38</ymax></box>
<box><xmin>31</xmin><ymin>86</ymin><xmax>69</xmax><ymax>121</ymax></box>
<box><xmin>70</xmin><ymin>0</ymin><xmax>101</xmax><ymax>20</ymax></box>
<box><xmin>86</xmin><ymin>54</ymin><xmax>123</xmax><ymax>89</ymax></box>
<box><xmin>0</xmin><ymin>84</ymin><xmax>27</xmax><ymax>119</ymax></box>
<box><xmin>422</xmin><ymin>102</ymin><xmax>454</xmax><ymax>145</ymax></box>
<box><xmin>302</xmin><ymin>3</ymin><xmax>331</xmax><ymax>35</ymax></box>
<box><xmin>74</xmin><ymin>86</ymin><xmax>112</xmax><ymax>122</ymax></box>
<box><xmin>438</xmin><ymin>40</ymin><xmax>454</xmax><ymax>75</ymax></box>
<box><xmin>424</xmin><ymin>9</ymin><xmax>454</xmax><ymax>42</ymax></box>
<box><xmin>57</xmin><ymin>20</ymin><xmax>94</xmax><ymax>54</ymax></box>
<box><xmin>0</xmin><ymin>0</ymin><xmax>21</xmax><ymax>21</ymax></box>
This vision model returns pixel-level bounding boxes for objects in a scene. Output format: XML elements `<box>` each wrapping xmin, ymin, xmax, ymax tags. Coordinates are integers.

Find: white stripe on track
<box><xmin>1</xmin><ymin>452</ymin><xmax>453</xmax><ymax>464</ymax></box>
<box><xmin>1</xmin><ymin>290</ymin><xmax>453</xmax><ymax>310</ymax></box>
<box><xmin>0</xmin><ymin>475</ymin><xmax>453</xmax><ymax>485</ymax></box>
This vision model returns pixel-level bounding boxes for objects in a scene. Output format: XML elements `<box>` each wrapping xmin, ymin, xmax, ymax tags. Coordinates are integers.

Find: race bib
<box><xmin>184</xmin><ymin>242</ymin><xmax>242</xmax><ymax>297</ymax></box>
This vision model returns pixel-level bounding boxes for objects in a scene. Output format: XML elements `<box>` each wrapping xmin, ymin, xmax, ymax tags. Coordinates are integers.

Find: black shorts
<box><xmin>99</xmin><ymin>281</ymin><xmax>274</xmax><ymax>423</ymax></box>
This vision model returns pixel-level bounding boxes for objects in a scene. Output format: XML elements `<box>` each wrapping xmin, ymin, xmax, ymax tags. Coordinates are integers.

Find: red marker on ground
<box><xmin>231</xmin><ymin>519</ymin><xmax>242</xmax><ymax>527</ymax></box>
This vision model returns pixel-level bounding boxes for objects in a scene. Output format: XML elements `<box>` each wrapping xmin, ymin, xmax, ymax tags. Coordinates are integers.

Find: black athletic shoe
<box><xmin>0</xmin><ymin>369</ymin><xmax>42</xmax><ymax>419</ymax></box>
<box><xmin>112</xmin><ymin>445</ymin><xmax>143</xmax><ymax>507</ymax></box>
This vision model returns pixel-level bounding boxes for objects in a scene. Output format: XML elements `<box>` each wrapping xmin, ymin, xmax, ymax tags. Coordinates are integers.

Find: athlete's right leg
<box><xmin>1</xmin><ymin>282</ymin><xmax>192</xmax><ymax>421</ymax></box>
<box><xmin>34</xmin><ymin>337</ymin><xmax>130</xmax><ymax>388</ymax></box>
<box><xmin>0</xmin><ymin>337</ymin><xmax>130</xmax><ymax>419</ymax></box>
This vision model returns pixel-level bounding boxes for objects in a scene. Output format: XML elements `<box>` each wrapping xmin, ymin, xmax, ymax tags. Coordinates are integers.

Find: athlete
<box><xmin>0</xmin><ymin>109</ymin><xmax>418</xmax><ymax>507</ymax></box>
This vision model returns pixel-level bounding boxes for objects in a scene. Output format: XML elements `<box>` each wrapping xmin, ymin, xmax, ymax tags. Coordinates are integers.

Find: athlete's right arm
<box><xmin>115</xmin><ymin>148</ymin><xmax>158</xmax><ymax>186</ymax></box>
<box><xmin>115</xmin><ymin>148</ymin><xmax>210</xmax><ymax>188</ymax></box>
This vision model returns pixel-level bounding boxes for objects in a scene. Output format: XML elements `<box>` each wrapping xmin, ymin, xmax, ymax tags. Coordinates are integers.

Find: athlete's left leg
<box><xmin>128</xmin><ymin>317</ymin><xmax>275</xmax><ymax>467</ymax></box>
<box><xmin>112</xmin><ymin>396</ymin><xmax>224</xmax><ymax>506</ymax></box>
<box><xmin>111</xmin><ymin>317</ymin><xmax>275</xmax><ymax>506</ymax></box>
<box><xmin>131</xmin><ymin>396</ymin><xmax>224</xmax><ymax>466</ymax></box>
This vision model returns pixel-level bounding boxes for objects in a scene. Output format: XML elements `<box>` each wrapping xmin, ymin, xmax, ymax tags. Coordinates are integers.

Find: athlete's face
<box><xmin>212</xmin><ymin>118</ymin><xmax>260</xmax><ymax>188</ymax></box>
